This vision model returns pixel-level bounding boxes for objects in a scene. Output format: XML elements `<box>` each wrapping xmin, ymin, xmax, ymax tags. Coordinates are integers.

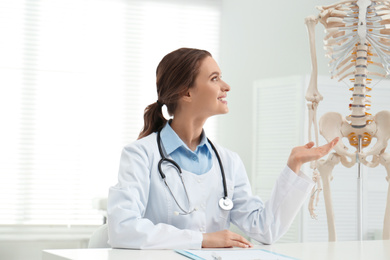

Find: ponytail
<box><xmin>137</xmin><ymin>48</ymin><xmax>211</xmax><ymax>139</ymax></box>
<box><xmin>138</xmin><ymin>101</ymin><xmax>167</xmax><ymax>139</ymax></box>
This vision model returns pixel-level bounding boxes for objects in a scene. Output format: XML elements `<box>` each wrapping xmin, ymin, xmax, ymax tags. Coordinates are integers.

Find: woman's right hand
<box><xmin>202</xmin><ymin>230</ymin><xmax>253</xmax><ymax>248</ymax></box>
<box><xmin>287</xmin><ymin>137</ymin><xmax>339</xmax><ymax>174</ymax></box>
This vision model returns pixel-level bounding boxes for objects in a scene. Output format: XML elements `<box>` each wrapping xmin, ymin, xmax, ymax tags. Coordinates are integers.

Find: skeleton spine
<box><xmin>350</xmin><ymin>42</ymin><xmax>370</xmax><ymax>128</ymax></box>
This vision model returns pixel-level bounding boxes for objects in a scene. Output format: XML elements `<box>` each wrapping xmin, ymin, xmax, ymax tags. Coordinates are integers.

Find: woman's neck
<box><xmin>170</xmin><ymin>116</ymin><xmax>206</xmax><ymax>151</ymax></box>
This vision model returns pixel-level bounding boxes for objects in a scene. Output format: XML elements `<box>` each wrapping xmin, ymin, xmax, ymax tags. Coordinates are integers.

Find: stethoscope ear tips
<box><xmin>174</xmin><ymin>211</ymin><xmax>180</xmax><ymax>216</ymax></box>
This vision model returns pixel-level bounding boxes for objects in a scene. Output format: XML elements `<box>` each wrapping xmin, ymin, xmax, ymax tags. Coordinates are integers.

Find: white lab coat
<box><xmin>107</xmin><ymin>132</ymin><xmax>314</xmax><ymax>249</ymax></box>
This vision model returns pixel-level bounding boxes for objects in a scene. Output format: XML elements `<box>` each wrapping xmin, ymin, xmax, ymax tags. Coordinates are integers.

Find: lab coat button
<box><xmin>199</xmin><ymin>227</ymin><xmax>205</xmax><ymax>232</ymax></box>
<box><xmin>197</xmin><ymin>179</ymin><xmax>202</xmax><ymax>183</ymax></box>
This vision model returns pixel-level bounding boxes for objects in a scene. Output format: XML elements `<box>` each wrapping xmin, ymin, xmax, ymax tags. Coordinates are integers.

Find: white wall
<box><xmin>218</xmin><ymin>0</ymin><xmax>336</xmax><ymax>175</ymax></box>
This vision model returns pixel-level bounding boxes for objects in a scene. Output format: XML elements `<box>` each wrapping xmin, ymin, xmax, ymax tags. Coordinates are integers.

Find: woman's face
<box><xmin>188</xmin><ymin>56</ymin><xmax>231</xmax><ymax>118</ymax></box>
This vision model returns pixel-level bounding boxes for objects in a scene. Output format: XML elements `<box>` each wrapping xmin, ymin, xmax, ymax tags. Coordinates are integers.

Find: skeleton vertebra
<box><xmin>305</xmin><ymin>0</ymin><xmax>390</xmax><ymax>241</ymax></box>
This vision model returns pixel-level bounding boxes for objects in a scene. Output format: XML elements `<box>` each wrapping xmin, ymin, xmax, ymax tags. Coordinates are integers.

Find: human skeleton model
<box><xmin>305</xmin><ymin>0</ymin><xmax>390</xmax><ymax>241</ymax></box>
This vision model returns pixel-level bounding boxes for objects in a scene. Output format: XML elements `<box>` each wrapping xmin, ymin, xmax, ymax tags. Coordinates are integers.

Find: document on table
<box><xmin>174</xmin><ymin>249</ymin><xmax>300</xmax><ymax>260</ymax></box>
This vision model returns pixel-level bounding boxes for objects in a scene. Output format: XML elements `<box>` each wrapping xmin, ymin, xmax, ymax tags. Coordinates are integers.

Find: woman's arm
<box><xmin>222</xmin><ymin>139</ymin><xmax>339</xmax><ymax>245</ymax></box>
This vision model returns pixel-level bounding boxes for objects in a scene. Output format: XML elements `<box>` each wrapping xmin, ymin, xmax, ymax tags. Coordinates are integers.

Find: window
<box><xmin>0</xmin><ymin>0</ymin><xmax>221</xmax><ymax>225</ymax></box>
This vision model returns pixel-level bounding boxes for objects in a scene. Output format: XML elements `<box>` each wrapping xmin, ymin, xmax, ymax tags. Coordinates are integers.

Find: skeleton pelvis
<box><xmin>319</xmin><ymin>111</ymin><xmax>390</xmax><ymax>166</ymax></box>
<box><xmin>319</xmin><ymin>112</ymin><xmax>377</xmax><ymax>146</ymax></box>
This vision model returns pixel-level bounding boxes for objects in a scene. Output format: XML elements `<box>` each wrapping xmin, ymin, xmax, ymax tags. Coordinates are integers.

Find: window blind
<box><xmin>0</xmin><ymin>0</ymin><xmax>221</xmax><ymax>225</ymax></box>
<box><xmin>252</xmin><ymin>76</ymin><xmax>306</xmax><ymax>243</ymax></box>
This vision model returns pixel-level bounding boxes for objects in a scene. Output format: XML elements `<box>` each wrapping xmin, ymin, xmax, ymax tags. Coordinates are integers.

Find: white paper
<box><xmin>180</xmin><ymin>249</ymin><xmax>299</xmax><ymax>260</ymax></box>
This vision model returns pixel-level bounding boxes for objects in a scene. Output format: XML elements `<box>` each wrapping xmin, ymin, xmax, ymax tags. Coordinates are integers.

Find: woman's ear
<box><xmin>181</xmin><ymin>90</ymin><xmax>192</xmax><ymax>102</ymax></box>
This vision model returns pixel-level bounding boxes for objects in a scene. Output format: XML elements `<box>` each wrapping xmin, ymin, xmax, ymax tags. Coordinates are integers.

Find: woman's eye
<box><xmin>212</xmin><ymin>76</ymin><xmax>219</xmax><ymax>81</ymax></box>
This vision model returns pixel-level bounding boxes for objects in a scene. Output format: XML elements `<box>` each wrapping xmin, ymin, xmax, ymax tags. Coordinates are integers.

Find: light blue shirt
<box><xmin>160</xmin><ymin>122</ymin><xmax>212</xmax><ymax>175</ymax></box>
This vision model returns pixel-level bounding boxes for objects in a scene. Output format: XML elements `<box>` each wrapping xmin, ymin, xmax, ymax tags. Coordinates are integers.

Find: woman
<box><xmin>107</xmin><ymin>48</ymin><xmax>338</xmax><ymax>249</ymax></box>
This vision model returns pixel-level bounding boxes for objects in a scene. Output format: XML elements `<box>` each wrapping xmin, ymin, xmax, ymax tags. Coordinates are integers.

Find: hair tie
<box><xmin>156</xmin><ymin>100</ymin><xmax>164</xmax><ymax>107</ymax></box>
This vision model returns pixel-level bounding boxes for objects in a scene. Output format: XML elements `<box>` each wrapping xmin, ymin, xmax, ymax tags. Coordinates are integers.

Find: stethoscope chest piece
<box><xmin>219</xmin><ymin>197</ymin><xmax>233</xmax><ymax>211</ymax></box>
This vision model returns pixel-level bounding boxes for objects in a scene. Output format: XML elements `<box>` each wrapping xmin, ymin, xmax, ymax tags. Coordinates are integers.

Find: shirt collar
<box><xmin>160</xmin><ymin>121</ymin><xmax>209</xmax><ymax>155</ymax></box>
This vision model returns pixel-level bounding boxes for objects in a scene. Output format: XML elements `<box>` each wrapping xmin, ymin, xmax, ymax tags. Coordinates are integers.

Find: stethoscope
<box><xmin>157</xmin><ymin>129</ymin><xmax>234</xmax><ymax>215</ymax></box>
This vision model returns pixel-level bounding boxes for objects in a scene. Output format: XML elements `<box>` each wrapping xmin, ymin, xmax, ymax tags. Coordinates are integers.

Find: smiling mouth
<box><xmin>218</xmin><ymin>97</ymin><xmax>227</xmax><ymax>103</ymax></box>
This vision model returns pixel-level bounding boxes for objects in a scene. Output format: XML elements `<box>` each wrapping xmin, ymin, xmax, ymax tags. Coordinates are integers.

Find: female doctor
<box><xmin>107</xmin><ymin>48</ymin><xmax>339</xmax><ymax>249</ymax></box>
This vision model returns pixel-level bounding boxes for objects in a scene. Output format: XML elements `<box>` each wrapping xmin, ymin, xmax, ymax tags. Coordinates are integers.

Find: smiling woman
<box><xmin>107</xmin><ymin>48</ymin><xmax>339</xmax><ymax>250</ymax></box>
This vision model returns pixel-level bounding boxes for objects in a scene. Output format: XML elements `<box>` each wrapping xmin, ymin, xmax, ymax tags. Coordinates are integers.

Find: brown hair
<box><xmin>138</xmin><ymin>48</ymin><xmax>211</xmax><ymax>139</ymax></box>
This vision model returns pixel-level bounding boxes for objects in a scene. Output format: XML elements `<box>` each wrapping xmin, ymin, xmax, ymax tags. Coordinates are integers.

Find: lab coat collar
<box><xmin>160</xmin><ymin>121</ymin><xmax>210</xmax><ymax>156</ymax></box>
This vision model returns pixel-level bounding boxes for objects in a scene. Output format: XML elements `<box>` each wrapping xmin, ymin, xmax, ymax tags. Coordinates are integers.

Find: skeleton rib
<box><xmin>376</xmin><ymin>9</ymin><xmax>390</xmax><ymax>15</ymax></box>
<box><xmin>368</xmin><ymin>31</ymin><xmax>390</xmax><ymax>39</ymax></box>
<box><xmin>337</xmin><ymin>70</ymin><xmax>355</xmax><ymax>81</ymax></box>
<box><xmin>319</xmin><ymin>1</ymin><xmax>357</xmax><ymax>10</ymax></box>
<box><xmin>325</xmin><ymin>29</ymin><xmax>346</xmax><ymax>40</ymax></box>
<box><xmin>336</xmin><ymin>53</ymin><xmax>356</xmax><ymax>69</ymax></box>
<box><xmin>332</xmin><ymin>62</ymin><xmax>355</xmax><ymax>78</ymax></box>
<box><xmin>367</xmin><ymin>71</ymin><xmax>387</xmax><ymax>77</ymax></box>
<box><xmin>326</xmin><ymin>31</ymin><xmax>357</xmax><ymax>43</ymax></box>
<box><xmin>370</xmin><ymin>60</ymin><xmax>385</xmax><ymax>67</ymax></box>
<box><xmin>330</xmin><ymin>9</ymin><xmax>350</xmax><ymax>17</ymax></box>
<box><xmin>368</xmin><ymin>34</ymin><xmax>390</xmax><ymax>50</ymax></box>
<box><xmin>325</xmin><ymin>36</ymin><xmax>352</xmax><ymax>46</ymax></box>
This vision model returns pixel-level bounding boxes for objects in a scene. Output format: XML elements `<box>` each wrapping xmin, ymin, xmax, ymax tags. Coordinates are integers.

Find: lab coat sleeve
<box><xmin>229</xmin><ymin>153</ymin><xmax>314</xmax><ymax>245</ymax></box>
<box><xmin>107</xmin><ymin>141</ymin><xmax>203</xmax><ymax>249</ymax></box>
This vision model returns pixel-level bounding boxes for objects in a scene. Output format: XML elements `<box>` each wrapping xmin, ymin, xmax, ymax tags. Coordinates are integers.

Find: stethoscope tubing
<box><xmin>206</xmin><ymin>138</ymin><xmax>228</xmax><ymax>200</ymax></box>
<box><xmin>156</xmin><ymin>128</ymin><xmax>232</xmax><ymax>214</ymax></box>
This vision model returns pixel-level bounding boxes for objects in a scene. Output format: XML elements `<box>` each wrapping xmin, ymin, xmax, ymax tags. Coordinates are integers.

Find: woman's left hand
<box><xmin>287</xmin><ymin>137</ymin><xmax>339</xmax><ymax>174</ymax></box>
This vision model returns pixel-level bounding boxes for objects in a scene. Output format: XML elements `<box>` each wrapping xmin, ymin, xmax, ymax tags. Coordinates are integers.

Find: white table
<box><xmin>43</xmin><ymin>240</ymin><xmax>390</xmax><ymax>260</ymax></box>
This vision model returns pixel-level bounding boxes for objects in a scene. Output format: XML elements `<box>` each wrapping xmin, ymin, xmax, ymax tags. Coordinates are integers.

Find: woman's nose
<box><xmin>222</xmin><ymin>80</ymin><xmax>231</xmax><ymax>92</ymax></box>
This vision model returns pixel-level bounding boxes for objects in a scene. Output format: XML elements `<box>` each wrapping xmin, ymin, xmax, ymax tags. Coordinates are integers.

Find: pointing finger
<box><xmin>330</xmin><ymin>137</ymin><xmax>340</xmax><ymax>147</ymax></box>
<box><xmin>318</xmin><ymin>137</ymin><xmax>340</xmax><ymax>155</ymax></box>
